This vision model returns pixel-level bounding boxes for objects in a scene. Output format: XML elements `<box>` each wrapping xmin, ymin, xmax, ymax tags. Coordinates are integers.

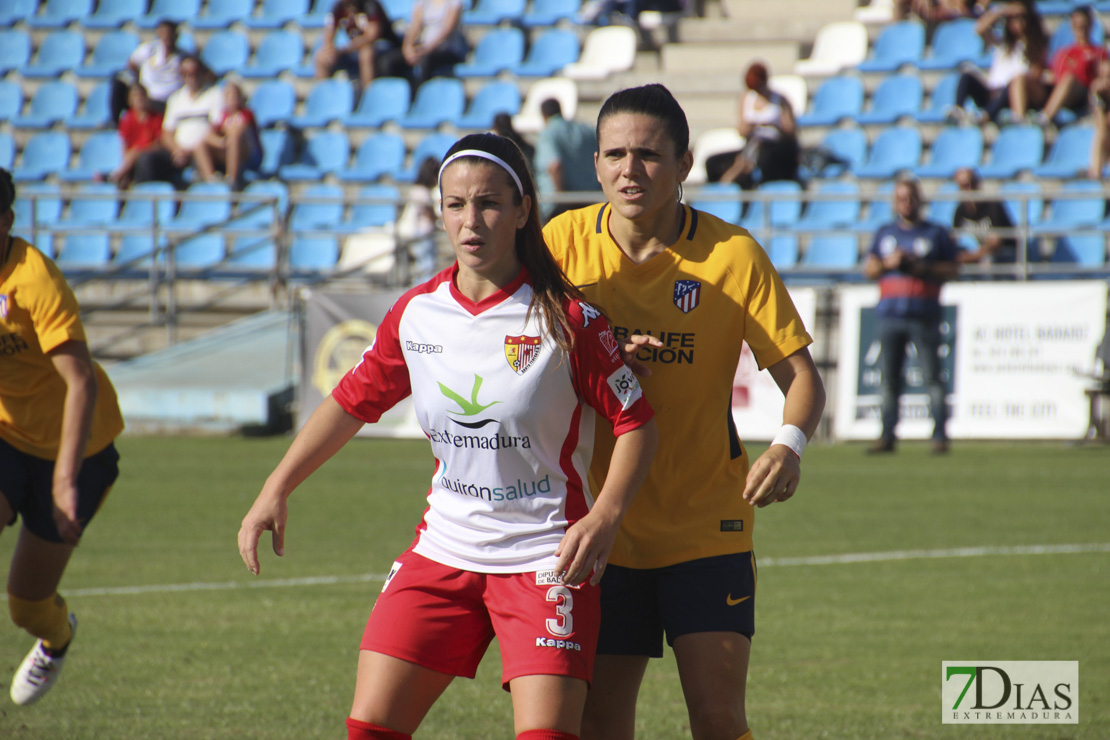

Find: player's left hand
<box><xmin>743</xmin><ymin>444</ymin><xmax>801</xmax><ymax>508</ymax></box>
<box><xmin>621</xmin><ymin>334</ymin><xmax>664</xmax><ymax>377</ymax></box>
<box><xmin>554</xmin><ymin>509</ymin><xmax>620</xmax><ymax>586</ymax></box>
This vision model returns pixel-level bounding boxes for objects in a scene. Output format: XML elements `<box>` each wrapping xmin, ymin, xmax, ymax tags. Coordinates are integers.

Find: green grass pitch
<box><xmin>1</xmin><ymin>436</ymin><xmax>1107</xmax><ymax>739</ymax></box>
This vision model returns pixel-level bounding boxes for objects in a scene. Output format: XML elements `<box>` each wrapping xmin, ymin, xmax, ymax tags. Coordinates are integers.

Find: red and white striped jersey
<box><xmin>332</xmin><ymin>265</ymin><xmax>653</xmax><ymax>573</ymax></box>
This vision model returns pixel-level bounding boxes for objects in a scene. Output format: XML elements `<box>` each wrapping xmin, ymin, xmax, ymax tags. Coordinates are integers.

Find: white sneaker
<box><xmin>10</xmin><ymin>613</ymin><xmax>77</xmax><ymax>706</ymax></box>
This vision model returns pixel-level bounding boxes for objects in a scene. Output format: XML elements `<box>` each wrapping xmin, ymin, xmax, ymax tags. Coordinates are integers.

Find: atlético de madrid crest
<box><xmin>673</xmin><ymin>280</ymin><xmax>701</xmax><ymax>313</ymax></box>
<box><xmin>505</xmin><ymin>334</ymin><xmax>541</xmax><ymax>375</ymax></box>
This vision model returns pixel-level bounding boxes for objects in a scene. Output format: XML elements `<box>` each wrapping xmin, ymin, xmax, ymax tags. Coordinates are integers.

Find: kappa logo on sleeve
<box><xmin>578</xmin><ymin>301</ymin><xmax>602</xmax><ymax>328</ymax></box>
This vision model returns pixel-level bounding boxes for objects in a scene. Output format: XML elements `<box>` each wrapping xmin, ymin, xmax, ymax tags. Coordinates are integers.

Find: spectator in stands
<box><xmin>705</xmin><ymin>62</ymin><xmax>799</xmax><ymax>190</ymax></box>
<box><xmin>0</xmin><ymin>168</ymin><xmax>124</xmax><ymax>708</ymax></box>
<box><xmin>492</xmin><ymin>112</ymin><xmax>535</xmax><ymax>171</ymax></box>
<box><xmin>534</xmin><ymin>98</ymin><xmax>601</xmax><ymax>222</ymax></box>
<box><xmin>314</xmin><ymin>0</ymin><xmax>407</xmax><ymax>90</ymax></box>
<box><xmin>109</xmin><ymin>83</ymin><xmax>164</xmax><ymax>190</ymax></box>
<box><xmin>864</xmin><ymin>179</ymin><xmax>960</xmax><ymax>455</ymax></box>
<box><xmin>952</xmin><ymin>167</ymin><xmax>1017</xmax><ymax>266</ymax></box>
<box><xmin>897</xmin><ymin>0</ymin><xmax>987</xmax><ymax>23</ymax></box>
<box><xmin>111</xmin><ymin>20</ymin><xmax>184</xmax><ymax>124</ymax></box>
<box><xmin>191</xmin><ymin>82</ymin><xmax>261</xmax><ymax>191</ymax></box>
<box><xmin>950</xmin><ymin>1</ymin><xmax>1049</xmax><ymax>124</ymax></box>
<box><xmin>401</xmin><ymin>0</ymin><xmax>468</xmax><ymax>89</ymax></box>
<box><xmin>133</xmin><ymin>55</ymin><xmax>224</xmax><ymax>187</ymax></box>
<box><xmin>1089</xmin><ymin>58</ymin><xmax>1110</xmax><ymax>178</ymax></box>
<box><xmin>1039</xmin><ymin>6</ymin><xmax>1109</xmax><ymax>126</ymax></box>
<box><xmin>397</xmin><ymin>156</ymin><xmax>440</xmax><ymax>284</ymax></box>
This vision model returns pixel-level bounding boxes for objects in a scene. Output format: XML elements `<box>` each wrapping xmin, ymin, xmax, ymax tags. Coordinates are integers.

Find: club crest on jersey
<box><xmin>505</xmin><ymin>335</ymin><xmax>542</xmax><ymax>375</ymax></box>
<box><xmin>673</xmin><ymin>280</ymin><xmax>701</xmax><ymax>313</ymax></box>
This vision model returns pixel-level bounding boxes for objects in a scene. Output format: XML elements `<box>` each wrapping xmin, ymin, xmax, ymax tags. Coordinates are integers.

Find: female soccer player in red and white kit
<box><xmin>238</xmin><ymin>133</ymin><xmax>658</xmax><ymax>740</ymax></box>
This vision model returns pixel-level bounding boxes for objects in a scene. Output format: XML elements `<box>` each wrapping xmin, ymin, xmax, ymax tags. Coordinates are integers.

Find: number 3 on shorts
<box><xmin>545</xmin><ymin>586</ymin><xmax>574</xmax><ymax>637</ymax></box>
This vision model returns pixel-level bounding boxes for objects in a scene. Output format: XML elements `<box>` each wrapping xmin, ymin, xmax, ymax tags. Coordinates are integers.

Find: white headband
<box><xmin>438</xmin><ymin>149</ymin><xmax>524</xmax><ymax>197</ymax></box>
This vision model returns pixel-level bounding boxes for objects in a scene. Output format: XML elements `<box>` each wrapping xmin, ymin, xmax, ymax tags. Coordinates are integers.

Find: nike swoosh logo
<box><xmin>726</xmin><ymin>594</ymin><xmax>750</xmax><ymax>606</ymax></box>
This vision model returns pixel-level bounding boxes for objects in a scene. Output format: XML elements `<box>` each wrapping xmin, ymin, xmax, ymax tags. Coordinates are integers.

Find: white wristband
<box><xmin>771</xmin><ymin>424</ymin><xmax>807</xmax><ymax>459</ymax></box>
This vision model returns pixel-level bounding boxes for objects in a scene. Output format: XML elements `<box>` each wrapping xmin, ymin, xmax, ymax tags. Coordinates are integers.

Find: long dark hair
<box><xmin>439</xmin><ymin>133</ymin><xmax>586</xmax><ymax>354</ymax></box>
<box><xmin>0</xmin><ymin>167</ymin><xmax>14</xmax><ymax>215</ymax></box>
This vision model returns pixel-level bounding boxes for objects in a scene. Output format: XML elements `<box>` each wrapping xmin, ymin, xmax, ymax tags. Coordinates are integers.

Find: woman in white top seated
<box><xmin>951</xmin><ymin>1</ymin><xmax>1049</xmax><ymax>124</ymax></box>
<box><xmin>705</xmin><ymin>62</ymin><xmax>799</xmax><ymax>190</ymax></box>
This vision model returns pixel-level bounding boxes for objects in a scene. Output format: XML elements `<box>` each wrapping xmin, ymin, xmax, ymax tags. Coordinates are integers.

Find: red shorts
<box><xmin>361</xmin><ymin>549</ymin><xmax>600</xmax><ymax>689</ymax></box>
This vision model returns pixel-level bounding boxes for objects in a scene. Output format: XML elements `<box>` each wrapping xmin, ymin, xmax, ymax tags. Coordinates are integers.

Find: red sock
<box><xmin>346</xmin><ymin>717</ymin><xmax>412</xmax><ymax>740</ymax></box>
<box><xmin>516</xmin><ymin>731</ymin><xmax>578</xmax><ymax>740</ymax></box>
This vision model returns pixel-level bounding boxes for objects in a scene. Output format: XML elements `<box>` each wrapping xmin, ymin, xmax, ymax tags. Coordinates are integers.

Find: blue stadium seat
<box><xmin>1033</xmin><ymin>125</ymin><xmax>1095</xmax><ymax>178</ymax></box>
<box><xmin>853</xmin><ymin>183</ymin><xmax>896</xmax><ymax>233</ymax></box>
<box><xmin>226</xmin><ymin>180</ymin><xmax>289</xmax><ymax>231</ymax></box>
<box><xmin>201</xmin><ymin>30</ymin><xmax>251</xmax><ymax>77</ymax></box>
<box><xmin>255</xmin><ymin>129</ymin><xmax>297</xmax><ymax>178</ymax></box>
<box><xmin>915</xmin><ymin>72</ymin><xmax>961</xmax><ymax>124</ymax></box>
<box><xmin>299</xmin><ymin>0</ymin><xmax>334</xmax><ymax>29</ymax></box>
<box><xmin>0</xmin><ymin>133</ymin><xmax>14</xmax><ymax>171</ymax></box>
<box><xmin>456</xmin><ymin>81</ymin><xmax>522</xmax><ymax>129</ymax></box>
<box><xmin>522</xmin><ymin>0</ymin><xmax>579</xmax><ymax>27</ymax></box>
<box><xmin>13</xmin><ymin>184</ymin><xmax>63</xmax><ymax>226</ymax></box>
<box><xmin>455</xmin><ymin>27</ymin><xmax>525</xmax><ymax>77</ymax></box>
<box><xmin>0</xmin><ymin>30</ymin><xmax>31</xmax><ymax>75</ymax></box>
<box><xmin>0</xmin><ymin>82</ymin><xmax>23</xmax><ymax>123</ymax></box>
<box><xmin>802</xmin><ymin>235</ymin><xmax>860</xmax><ymax>268</ymax></box>
<box><xmin>240</xmin><ymin>30</ymin><xmax>304</xmax><ymax>78</ymax></box>
<box><xmin>1000</xmin><ymin>181</ymin><xmax>1044</xmax><ymax>231</ymax></box>
<box><xmin>916</xmin><ymin>18</ymin><xmax>989</xmax><ymax>70</ymax></box>
<box><xmin>76</xmin><ymin>30</ymin><xmax>140</xmax><ymax>79</ymax></box>
<box><xmin>290</xmin><ymin>184</ymin><xmax>345</xmax><ymax>232</ymax></box>
<box><xmin>116</xmin><ymin>181</ymin><xmax>177</xmax><ymax>230</ymax></box>
<box><xmin>57</xmin><ymin>233</ymin><xmax>112</xmax><ymax>270</ymax></box>
<box><xmin>192</xmin><ymin>0</ymin><xmax>253</xmax><ymax>28</ymax></box>
<box><xmin>56</xmin><ymin>183</ymin><xmax>120</xmax><ymax>229</ymax></box>
<box><xmin>856</xmin><ymin>74</ymin><xmax>923</xmax><ymax>125</ymax></box>
<box><xmin>857</xmin><ymin>21</ymin><xmax>926</xmax><ymax>72</ymax></box>
<box><xmin>164</xmin><ymin>182</ymin><xmax>233</xmax><ymax>231</ymax></box>
<box><xmin>1033</xmin><ymin>181</ymin><xmax>1106</xmax><ymax>235</ymax></box>
<box><xmin>345</xmin><ymin>77</ymin><xmax>411</xmax><ymax>128</ymax></box>
<box><xmin>766</xmin><ymin>235</ymin><xmax>799</xmax><ymax>269</ymax></box>
<box><xmin>290</xmin><ymin>79</ymin><xmax>355</xmax><ymax>129</ymax></box>
<box><xmin>346</xmin><ymin>184</ymin><xmax>400</xmax><ymax>230</ymax></box>
<box><xmin>464</xmin><ymin>0</ymin><xmax>527</xmax><ymax>24</ymax></box>
<box><xmin>136</xmin><ymin>0</ymin><xmax>201</xmax><ymax>29</ymax></box>
<box><xmin>83</xmin><ymin>0</ymin><xmax>148</xmax><ymax>29</ymax></box>
<box><xmin>806</xmin><ymin>127</ymin><xmax>867</xmax><ymax>178</ymax></box>
<box><xmin>70</xmin><ymin>81</ymin><xmax>114</xmax><ymax>129</ymax></box>
<box><xmin>512</xmin><ymin>28</ymin><xmax>579</xmax><ymax>77</ymax></box>
<box><xmin>978</xmin><ymin>124</ymin><xmax>1044</xmax><ymax>179</ymax></box>
<box><xmin>244</xmin><ymin>0</ymin><xmax>310</xmax><ymax>29</ymax></box>
<box><xmin>172</xmin><ymin>233</ymin><xmax>226</xmax><ymax>269</ymax></box>
<box><xmin>12</xmin><ymin>81</ymin><xmax>79</xmax><ymax>129</ymax></box>
<box><xmin>114</xmin><ymin>233</ymin><xmax>164</xmax><ymax>268</ymax></box>
<box><xmin>59</xmin><ymin>131</ymin><xmax>123</xmax><ymax>182</ymax></box>
<box><xmin>12</xmin><ymin>132</ymin><xmax>71</xmax><ymax>183</ymax></box>
<box><xmin>926</xmin><ymin>182</ymin><xmax>960</xmax><ymax>225</ymax></box>
<box><xmin>20</xmin><ymin>30</ymin><xmax>84</xmax><ymax>78</ymax></box>
<box><xmin>295</xmin><ymin>28</ymin><xmax>350</xmax><ymax>77</ymax></box>
<box><xmin>226</xmin><ymin>236</ymin><xmax>278</xmax><ymax>271</ymax></box>
<box><xmin>279</xmin><ymin>131</ymin><xmax>351</xmax><ymax>181</ymax></box>
<box><xmin>395</xmin><ymin>133</ymin><xmax>456</xmax><ymax>182</ymax></box>
<box><xmin>398</xmin><ymin>78</ymin><xmax>466</xmax><ymax>129</ymax></box>
<box><xmin>249</xmin><ymin>80</ymin><xmax>297</xmax><ymax>128</ymax></box>
<box><xmin>854</xmin><ymin>127</ymin><xmax>922</xmax><ymax>179</ymax></box>
<box><xmin>795</xmin><ymin>181</ymin><xmax>861</xmax><ymax>231</ymax></box>
<box><xmin>914</xmin><ymin>126</ymin><xmax>983</xmax><ymax>179</ymax></box>
<box><xmin>1050</xmin><ymin>234</ymin><xmax>1106</xmax><ymax>266</ymax></box>
<box><xmin>0</xmin><ymin>0</ymin><xmax>38</xmax><ymax>27</ymax></box>
<box><xmin>796</xmin><ymin>75</ymin><xmax>864</xmax><ymax>127</ymax></box>
<box><xmin>26</xmin><ymin>0</ymin><xmax>94</xmax><ymax>29</ymax></box>
<box><xmin>382</xmin><ymin>0</ymin><xmax>414</xmax><ymax>22</ymax></box>
<box><xmin>289</xmin><ymin>235</ymin><xmax>341</xmax><ymax>272</ymax></box>
<box><xmin>761</xmin><ymin>180</ymin><xmax>803</xmax><ymax>227</ymax></box>
<box><xmin>337</xmin><ymin>133</ymin><xmax>406</xmax><ymax>182</ymax></box>
<box><xmin>691</xmin><ymin>182</ymin><xmax>742</xmax><ymax>225</ymax></box>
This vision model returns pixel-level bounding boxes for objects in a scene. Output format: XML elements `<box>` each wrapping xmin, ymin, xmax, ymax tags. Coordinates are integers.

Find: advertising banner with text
<box><xmin>834</xmin><ymin>281</ymin><xmax>1108</xmax><ymax>440</ymax></box>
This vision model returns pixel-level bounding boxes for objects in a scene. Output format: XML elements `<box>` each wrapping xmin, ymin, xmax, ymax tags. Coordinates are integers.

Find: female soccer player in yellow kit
<box><xmin>543</xmin><ymin>85</ymin><xmax>826</xmax><ymax>740</ymax></box>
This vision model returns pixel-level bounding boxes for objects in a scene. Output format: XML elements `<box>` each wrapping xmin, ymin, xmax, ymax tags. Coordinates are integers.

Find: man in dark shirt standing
<box><xmin>864</xmin><ymin>179</ymin><xmax>961</xmax><ymax>454</ymax></box>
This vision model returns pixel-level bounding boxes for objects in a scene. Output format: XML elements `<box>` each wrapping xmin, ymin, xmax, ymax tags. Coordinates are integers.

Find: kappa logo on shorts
<box><xmin>535</xmin><ymin>637</ymin><xmax>582</xmax><ymax>652</ymax></box>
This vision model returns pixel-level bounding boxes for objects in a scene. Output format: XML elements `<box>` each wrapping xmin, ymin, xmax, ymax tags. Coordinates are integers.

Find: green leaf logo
<box><xmin>439</xmin><ymin>374</ymin><xmax>501</xmax><ymax>417</ymax></box>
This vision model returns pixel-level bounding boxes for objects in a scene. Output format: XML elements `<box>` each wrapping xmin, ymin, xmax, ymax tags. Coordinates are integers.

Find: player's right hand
<box><xmin>621</xmin><ymin>334</ymin><xmax>664</xmax><ymax>377</ymax></box>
